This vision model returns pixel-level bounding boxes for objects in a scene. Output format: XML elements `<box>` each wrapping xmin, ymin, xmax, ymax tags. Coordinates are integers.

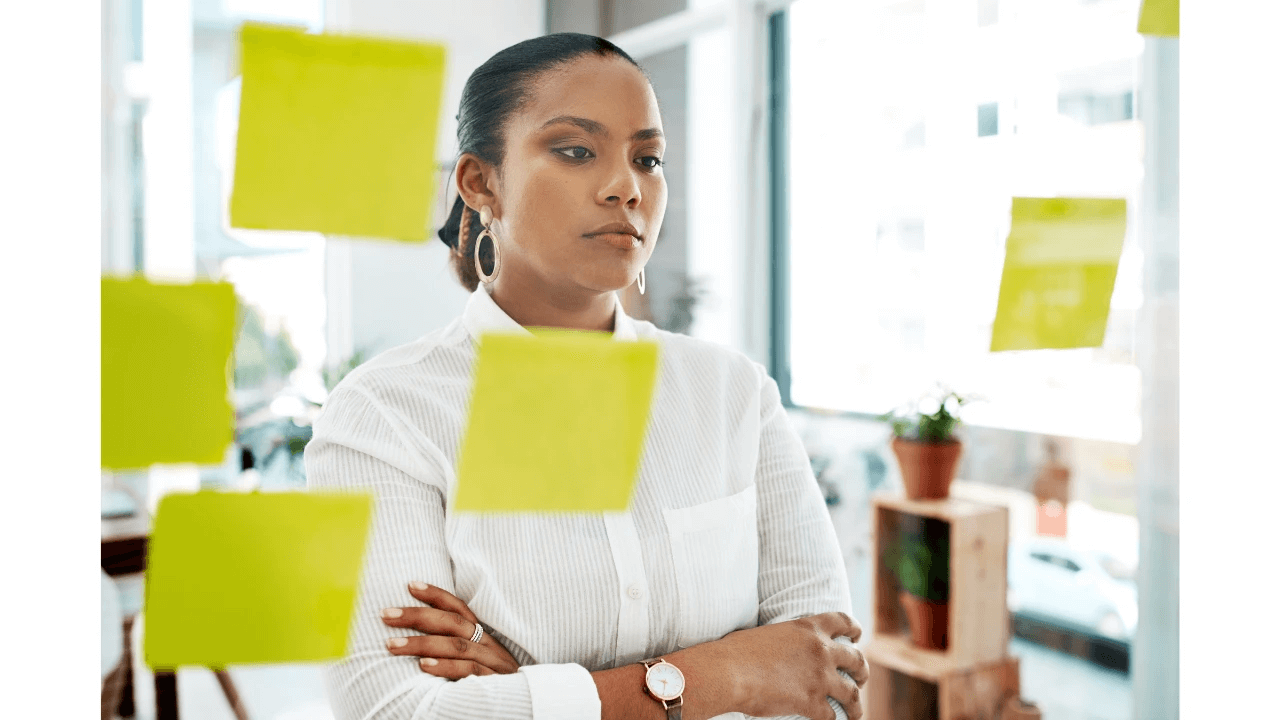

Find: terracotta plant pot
<box><xmin>899</xmin><ymin>591</ymin><xmax>949</xmax><ymax>650</ymax></box>
<box><xmin>892</xmin><ymin>437</ymin><xmax>962</xmax><ymax>500</ymax></box>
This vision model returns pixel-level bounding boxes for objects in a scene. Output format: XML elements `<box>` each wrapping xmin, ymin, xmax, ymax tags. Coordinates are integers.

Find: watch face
<box><xmin>646</xmin><ymin>662</ymin><xmax>686</xmax><ymax>701</ymax></box>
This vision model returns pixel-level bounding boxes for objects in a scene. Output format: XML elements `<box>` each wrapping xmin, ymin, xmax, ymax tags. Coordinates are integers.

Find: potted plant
<box><xmin>879</xmin><ymin>388</ymin><xmax>973</xmax><ymax>500</ymax></box>
<box><xmin>883</xmin><ymin>517</ymin><xmax>950</xmax><ymax>650</ymax></box>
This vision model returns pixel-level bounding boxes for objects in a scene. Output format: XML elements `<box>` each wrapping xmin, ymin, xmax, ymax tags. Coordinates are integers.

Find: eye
<box><xmin>636</xmin><ymin>156</ymin><xmax>665</xmax><ymax>169</ymax></box>
<box><xmin>553</xmin><ymin>146</ymin><xmax>593</xmax><ymax>160</ymax></box>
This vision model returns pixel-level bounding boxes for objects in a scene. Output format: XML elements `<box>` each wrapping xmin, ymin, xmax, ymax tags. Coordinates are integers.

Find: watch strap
<box><xmin>639</xmin><ymin>658</ymin><xmax>684</xmax><ymax>720</ymax></box>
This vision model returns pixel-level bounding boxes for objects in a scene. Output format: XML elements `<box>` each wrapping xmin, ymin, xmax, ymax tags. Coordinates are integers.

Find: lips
<box><xmin>589</xmin><ymin>233</ymin><xmax>642</xmax><ymax>250</ymax></box>
<box><xmin>584</xmin><ymin>221</ymin><xmax>643</xmax><ymax>250</ymax></box>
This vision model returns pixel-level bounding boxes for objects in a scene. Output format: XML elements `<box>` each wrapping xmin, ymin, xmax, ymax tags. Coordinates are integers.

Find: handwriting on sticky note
<box><xmin>144</xmin><ymin>491</ymin><xmax>373</xmax><ymax>669</ymax></box>
<box><xmin>455</xmin><ymin>331</ymin><xmax>660</xmax><ymax>512</ymax></box>
<box><xmin>229</xmin><ymin>23</ymin><xmax>447</xmax><ymax>240</ymax></box>
<box><xmin>101</xmin><ymin>277</ymin><xmax>237</xmax><ymax>470</ymax></box>
<box><xmin>990</xmin><ymin>198</ymin><xmax>1127</xmax><ymax>352</ymax></box>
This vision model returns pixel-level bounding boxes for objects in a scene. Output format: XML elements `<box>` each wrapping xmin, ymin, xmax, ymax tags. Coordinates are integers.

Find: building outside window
<box><xmin>978</xmin><ymin>100</ymin><xmax>1000</xmax><ymax>136</ymax></box>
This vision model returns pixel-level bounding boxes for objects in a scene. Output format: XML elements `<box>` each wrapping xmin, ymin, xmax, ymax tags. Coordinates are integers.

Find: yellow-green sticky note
<box><xmin>990</xmin><ymin>198</ymin><xmax>1127</xmax><ymax>352</ymax></box>
<box><xmin>102</xmin><ymin>277</ymin><xmax>237</xmax><ymax>470</ymax></box>
<box><xmin>144</xmin><ymin>491</ymin><xmax>373</xmax><ymax>669</ymax></box>
<box><xmin>229</xmin><ymin>23</ymin><xmax>447</xmax><ymax>240</ymax></box>
<box><xmin>455</xmin><ymin>331</ymin><xmax>660</xmax><ymax>512</ymax></box>
<box><xmin>1138</xmin><ymin>0</ymin><xmax>1178</xmax><ymax>37</ymax></box>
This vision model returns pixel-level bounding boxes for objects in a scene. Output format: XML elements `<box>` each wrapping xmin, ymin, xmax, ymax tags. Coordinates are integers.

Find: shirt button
<box><xmin>627</xmin><ymin>584</ymin><xmax>644</xmax><ymax>600</ymax></box>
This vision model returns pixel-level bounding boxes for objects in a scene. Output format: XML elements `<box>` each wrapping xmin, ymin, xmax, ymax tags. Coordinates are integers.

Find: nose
<box><xmin>595</xmin><ymin>156</ymin><xmax>642</xmax><ymax>209</ymax></box>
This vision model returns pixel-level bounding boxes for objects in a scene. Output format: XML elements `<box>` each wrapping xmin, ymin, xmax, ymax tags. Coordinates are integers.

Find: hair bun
<box><xmin>438</xmin><ymin>194</ymin><xmax>466</xmax><ymax>249</ymax></box>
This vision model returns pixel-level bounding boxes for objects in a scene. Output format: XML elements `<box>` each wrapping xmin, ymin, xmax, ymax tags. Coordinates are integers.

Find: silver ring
<box><xmin>469</xmin><ymin>622</ymin><xmax>484</xmax><ymax>644</ymax></box>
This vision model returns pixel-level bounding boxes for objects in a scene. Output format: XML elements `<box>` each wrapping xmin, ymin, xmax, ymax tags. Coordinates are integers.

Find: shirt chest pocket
<box><xmin>663</xmin><ymin>484</ymin><xmax>759</xmax><ymax>649</ymax></box>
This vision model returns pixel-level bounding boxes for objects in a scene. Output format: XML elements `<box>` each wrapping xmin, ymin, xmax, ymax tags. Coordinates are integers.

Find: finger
<box><xmin>404</xmin><ymin>586</ymin><xmax>514</xmax><ymax>653</ymax></box>
<box><xmin>834</xmin><ymin>645</ymin><xmax>870</xmax><ymax>687</ymax></box>
<box><xmin>386</xmin><ymin>634</ymin><xmax>519</xmax><ymax>674</ymax></box>
<box><xmin>407</xmin><ymin>582</ymin><xmax>480</xmax><ymax>625</ymax></box>
<box><xmin>811</xmin><ymin>697</ymin><xmax>838</xmax><ymax>720</ymax></box>
<box><xmin>832</xmin><ymin>679</ymin><xmax>862</xmax><ymax>720</ymax></box>
<box><xmin>382</xmin><ymin>605</ymin><xmax>475</xmax><ymax>639</ymax></box>
<box><xmin>417</xmin><ymin>657</ymin><xmax>495</xmax><ymax>679</ymax></box>
<box><xmin>388</xmin><ymin>613</ymin><xmax>512</xmax><ymax>670</ymax></box>
<box><xmin>401</xmin><ymin>584</ymin><xmax>511</xmax><ymax>656</ymax></box>
<box><xmin>817</xmin><ymin>611</ymin><xmax>862</xmax><ymax>643</ymax></box>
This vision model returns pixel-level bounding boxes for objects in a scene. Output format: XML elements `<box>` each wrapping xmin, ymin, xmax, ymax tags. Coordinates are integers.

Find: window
<box><xmin>887</xmin><ymin>0</ymin><xmax>926</xmax><ymax>15</ymax></box>
<box><xmin>902</xmin><ymin>120</ymin><xmax>926</xmax><ymax>149</ymax></box>
<box><xmin>1058</xmin><ymin>90</ymin><xmax>1135</xmax><ymax>125</ymax></box>
<box><xmin>784</xmin><ymin>0</ymin><xmax>1144</xmax><ymax>445</ymax></box>
<box><xmin>206</xmin><ymin>3</ymin><xmax>329</xmax><ymax>489</ymax></box>
<box><xmin>128</xmin><ymin>101</ymin><xmax>147</xmax><ymax>271</ymax></box>
<box><xmin>128</xmin><ymin>0</ymin><xmax>143</xmax><ymax>61</ymax></box>
<box><xmin>773</xmin><ymin>2</ymin><xmax>1167</xmax><ymax>712</ymax></box>
<box><xmin>898</xmin><ymin>219</ymin><xmax>926</xmax><ymax>252</ymax></box>
<box><xmin>1058</xmin><ymin>58</ymin><xmax>1139</xmax><ymax>126</ymax></box>
<box><xmin>977</xmin><ymin>0</ymin><xmax>999</xmax><ymax>27</ymax></box>
<box><xmin>977</xmin><ymin>102</ymin><xmax>999</xmax><ymax>137</ymax></box>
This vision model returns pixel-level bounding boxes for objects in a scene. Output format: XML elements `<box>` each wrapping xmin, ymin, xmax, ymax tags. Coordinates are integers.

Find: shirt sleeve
<box><xmin>305</xmin><ymin>384</ymin><xmax>602</xmax><ymax>720</ymax></box>
<box><xmin>750</xmin><ymin>365</ymin><xmax>857</xmax><ymax>720</ymax></box>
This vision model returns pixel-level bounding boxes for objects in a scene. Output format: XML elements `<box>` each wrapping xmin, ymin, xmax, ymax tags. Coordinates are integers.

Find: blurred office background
<box><xmin>99</xmin><ymin>0</ymin><xmax>1177</xmax><ymax>718</ymax></box>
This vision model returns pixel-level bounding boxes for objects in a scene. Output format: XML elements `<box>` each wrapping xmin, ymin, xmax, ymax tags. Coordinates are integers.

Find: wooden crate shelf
<box><xmin>865</xmin><ymin>653</ymin><xmax>1021</xmax><ymax>720</ymax></box>
<box><xmin>864</xmin><ymin>634</ymin><xmax>962</xmax><ymax>683</ymax></box>
<box><xmin>872</xmin><ymin>493</ymin><xmax>1010</xmax><ymax>670</ymax></box>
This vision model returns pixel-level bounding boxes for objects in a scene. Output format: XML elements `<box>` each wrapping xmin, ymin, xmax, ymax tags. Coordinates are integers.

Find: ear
<box><xmin>455</xmin><ymin>153</ymin><xmax>500</xmax><ymax>217</ymax></box>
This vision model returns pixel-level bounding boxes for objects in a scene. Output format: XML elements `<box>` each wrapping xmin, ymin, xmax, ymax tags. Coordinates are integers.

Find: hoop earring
<box><xmin>457</xmin><ymin>204</ymin><xmax>473</xmax><ymax>255</ymax></box>
<box><xmin>474</xmin><ymin>206</ymin><xmax>501</xmax><ymax>284</ymax></box>
<box><xmin>637</xmin><ymin>268</ymin><xmax>646</xmax><ymax>295</ymax></box>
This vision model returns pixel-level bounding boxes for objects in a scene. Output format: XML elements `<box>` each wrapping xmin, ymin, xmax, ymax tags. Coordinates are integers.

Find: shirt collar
<box><xmin>462</xmin><ymin>284</ymin><xmax>638</xmax><ymax>343</ymax></box>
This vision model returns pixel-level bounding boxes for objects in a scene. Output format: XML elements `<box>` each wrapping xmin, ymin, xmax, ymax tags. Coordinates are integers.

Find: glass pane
<box><xmin>785</xmin><ymin>2</ymin><xmax>1145</xmax><ymax>716</ymax></box>
<box><xmin>626</xmin><ymin>41</ymin><xmax>694</xmax><ymax>334</ymax></box>
<box><xmin>787</xmin><ymin>0</ymin><xmax>1145</xmax><ymax>445</ymax></box>
<box><xmin>199</xmin><ymin>0</ymin><xmax>329</xmax><ymax>490</ymax></box>
<box><xmin>686</xmin><ymin>24</ymin><xmax>736</xmax><ymax>346</ymax></box>
<box><xmin>624</xmin><ymin>23</ymin><xmax>735</xmax><ymax>346</ymax></box>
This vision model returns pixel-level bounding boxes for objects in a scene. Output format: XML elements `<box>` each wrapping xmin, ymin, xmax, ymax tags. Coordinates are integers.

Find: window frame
<box><xmin>767</xmin><ymin>8</ymin><xmax>791</xmax><ymax>401</ymax></box>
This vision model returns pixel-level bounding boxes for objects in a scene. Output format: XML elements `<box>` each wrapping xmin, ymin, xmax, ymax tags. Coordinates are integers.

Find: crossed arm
<box><xmin>305</xmin><ymin>373</ymin><xmax>867</xmax><ymax>720</ymax></box>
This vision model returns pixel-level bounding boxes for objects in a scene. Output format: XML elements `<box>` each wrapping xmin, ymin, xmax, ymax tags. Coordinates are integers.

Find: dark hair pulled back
<box><xmin>437</xmin><ymin>33</ymin><xmax>641</xmax><ymax>290</ymax></box>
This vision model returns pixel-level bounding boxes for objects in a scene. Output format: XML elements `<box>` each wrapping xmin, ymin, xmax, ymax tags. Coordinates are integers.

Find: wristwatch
<box><xmin>639</xmin><ymin>657</ymin><xmax>685</xmax><ymax>720</ymax></box>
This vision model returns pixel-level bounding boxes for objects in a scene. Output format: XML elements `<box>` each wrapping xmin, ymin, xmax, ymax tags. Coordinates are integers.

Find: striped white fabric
<box><xmin>305</xmin><ymin>285</ymin><xmax>854</xmax><ymax>720</ymax></box>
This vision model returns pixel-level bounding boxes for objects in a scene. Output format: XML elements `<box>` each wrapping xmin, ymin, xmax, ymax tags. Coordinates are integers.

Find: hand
<box><xmin>381</xmin><ymin>582</ymin><xmax>521</xmax><ymax>680</ymax></box>
<box><xmin>675</xmin><ymin>611</ymin><xmax>869</xmax><ymax>720</ymax></box>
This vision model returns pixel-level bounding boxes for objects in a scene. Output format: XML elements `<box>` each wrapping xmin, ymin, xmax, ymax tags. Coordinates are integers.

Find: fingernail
<box><xmin>410</xmin><ymin>581</ymin><xmax>430</xmax><ymax>591</ymax></box>
<box><xmin>421</xmin><ymin>657</ymin><xmax>439</xmax><ymax>667</ymax></box>
<box><xmin>383</xmin><ymin>608</ymin><xmax>403</xmax><ymax>619</ymax></box>
<box><xmin>387</xmin><ymin>637</ymin><xmax>407</xmax><ymax>648</ymax></box>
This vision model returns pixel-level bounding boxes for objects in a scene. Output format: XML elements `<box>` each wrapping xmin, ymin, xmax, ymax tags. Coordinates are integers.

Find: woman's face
<box><xmin>491</xmin><ymin>55</ymin><xmax>667</xmax><ymax>296</ymax></box>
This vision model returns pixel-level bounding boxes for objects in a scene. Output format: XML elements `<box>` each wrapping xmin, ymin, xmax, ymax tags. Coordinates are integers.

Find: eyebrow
<box><xmin>540</xmin><ymin>115</ymin><xmax>664</xmax><ymax>142</ymax></box>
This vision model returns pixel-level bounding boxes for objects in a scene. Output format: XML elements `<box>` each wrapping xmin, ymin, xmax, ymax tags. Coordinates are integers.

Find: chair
<box><xmin>102</xmin><ymin>484</ymin><xmax>251</xmax><ymax>720</ymax></box>
<box><xmin>103</xmin><ymin>571</ymin><xmax>126</xmax><ymax>720</ymax></box>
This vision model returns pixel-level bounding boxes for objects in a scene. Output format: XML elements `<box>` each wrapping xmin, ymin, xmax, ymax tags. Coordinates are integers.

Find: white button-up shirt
<box><xmin>306</xmin><ymin>285</ymin><xmax>853</xmax><ymax>720</ymax></box>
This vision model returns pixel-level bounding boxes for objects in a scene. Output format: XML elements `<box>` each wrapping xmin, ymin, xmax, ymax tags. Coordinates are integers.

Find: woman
<box><xmin>305</xmin><ymin>32</ymin><xmax>869</xmax><ymax>720</ymax></box>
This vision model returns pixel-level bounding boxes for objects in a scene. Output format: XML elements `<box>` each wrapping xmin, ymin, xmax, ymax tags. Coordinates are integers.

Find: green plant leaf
<box><xmin>881</xmin><ymin>388</ymin><xmax>978</xmax><ymax>443</ymax></box>
<box><xmin>890</xmin><ymin>522</ymin><xmax>951</xmax><ymax>602</ymax></box>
